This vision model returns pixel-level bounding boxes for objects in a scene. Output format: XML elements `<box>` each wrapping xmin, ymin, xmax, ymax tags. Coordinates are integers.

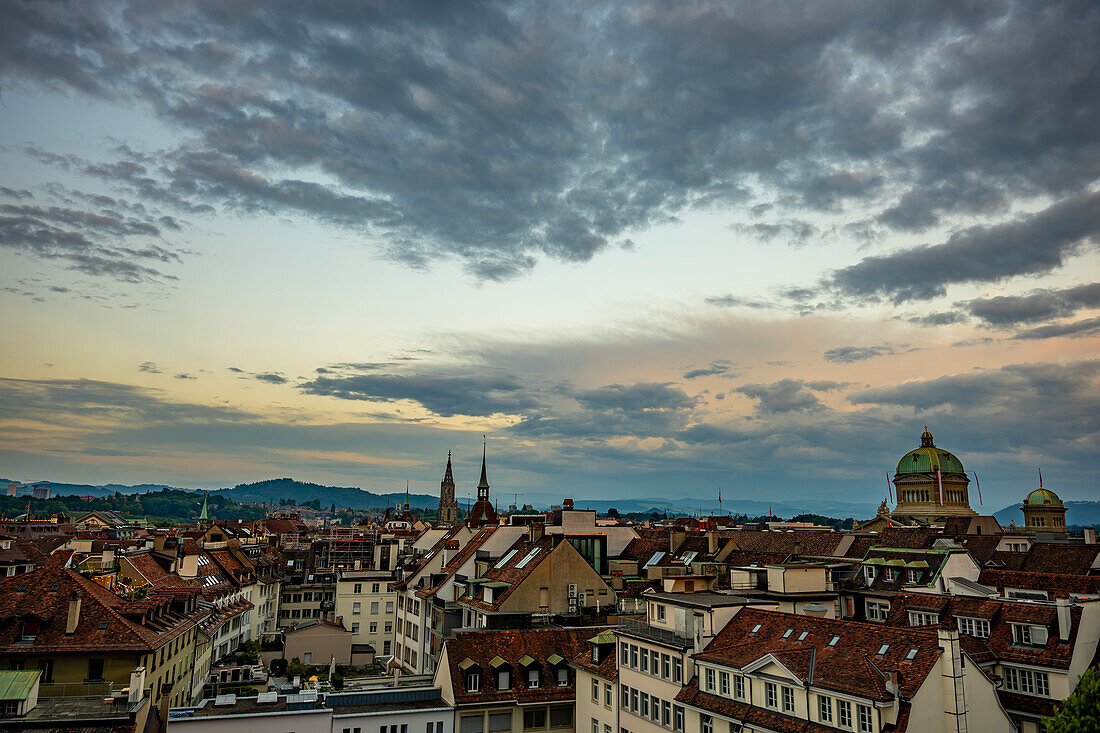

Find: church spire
<box><xmin>443</xmin><ymin>450</ymin><xmax>454</xmax><ymax>484</ymax></box>
<box><xmin>199</xmin><ymin>494</ymin><xmax>209</xmax><ymax>523</ymax></box>
<box><xmin>477</xmin><ymin>436</ymin><xmax>490</xmax><ymax>497</ymax></box>
<box><xmin>405</xmin><ymin>480</ymin><xmax>410</xmax><ymax>511</ymax></box>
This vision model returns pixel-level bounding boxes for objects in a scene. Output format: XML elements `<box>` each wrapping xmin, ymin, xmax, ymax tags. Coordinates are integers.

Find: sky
<box><xmin>1</xmin><ymin>0</ymin><xmax>1098</xmax><ymax>513</ymax></box>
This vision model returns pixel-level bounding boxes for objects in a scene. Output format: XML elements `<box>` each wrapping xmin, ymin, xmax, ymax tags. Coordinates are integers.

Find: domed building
<box><xmin>1021</xmin><ymin>482</ymin><xmax>1067</xmax><ymax>533</ymax></box>
<box><xmin>890</xmin><ymin>427</ymin><xmax>977</xmax><ymax>520</ymax></box>
<box><xmin>466</xmin><ymin>441</ymin><xmax>498</xmax><ymax>529</ymax></box>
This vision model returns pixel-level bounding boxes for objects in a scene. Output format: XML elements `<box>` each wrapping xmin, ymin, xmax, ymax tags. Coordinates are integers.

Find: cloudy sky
<box><xmin>1</xmin><ymin>0</ymin><xmax>1098</xmax><ymax>512</ymax></box>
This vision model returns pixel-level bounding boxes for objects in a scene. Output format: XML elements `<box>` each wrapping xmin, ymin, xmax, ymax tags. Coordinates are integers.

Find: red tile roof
<box><xmin>695</xmin><ymin>608</ymin><xmax>943</xmax><ymax>701</ymax></box>
<box><xmin>446</xmin><ymin>626</ymin><xmax>609</xmax><ymax>705</ymax></box>
<box><xmin>978</xmin><ymin>569</ymin><xmax>1100</xmax><ymax>598</ymax></box>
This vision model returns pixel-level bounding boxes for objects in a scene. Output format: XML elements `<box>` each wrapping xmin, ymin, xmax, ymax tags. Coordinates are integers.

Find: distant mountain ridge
<box><xmin>214</xmin><ymin>478</ymin><xmax>438</xmax><ymax>511</ymax></box>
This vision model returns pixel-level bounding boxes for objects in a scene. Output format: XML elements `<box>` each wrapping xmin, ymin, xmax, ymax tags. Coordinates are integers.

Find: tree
<box><xmin>1046</xmin><ymin>666</ymin><xmax>1100</xmax><ymax>732</ymax></box>
<box><xmin>606</xmin><ymin>507</ymin><xmax>619</xmax><ymax>518</ymax></box>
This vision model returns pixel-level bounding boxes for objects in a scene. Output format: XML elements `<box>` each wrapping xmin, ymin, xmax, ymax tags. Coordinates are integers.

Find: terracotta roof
<box><xmin>0</xmin><ymin>553</ymin><xmax>202</xmax><ymax>654</ymax></box>
<box><xmin>978</xmin><ymin>569</ymin><xmax>1100</xmax><ymax>598</ymax></box>
<box><xmin>446</xmin><ymin>626</ymin><xmax>609</xmax><ymax>705</ymax></box>
<box><xmin>884</xmin><ymin>593</ymin><xmax>1080</xmax><ymax>670</ymax></box>
<box><xmin>569</xmin><ymin>632</ymin><xmax>617</xmax><ymax>681</ymax></box>
<box><xmin>998</xmin><ymin>690</ymin><xmax>1057</xmax><ymax>717</ymax></box>
<box><xmin>1019</xmin><ymin>544</ymin><xmax>1100</xmax><ymax>575</ymax></box>
<box><xmin>694</xmin><ymin>608</ymin><xmax>943</xmax><ymax>701</ymax></box>
<box><xmin>123</xmin><ymin>553</ymin><xmax>169</xmax><ymax>584</ymax></box>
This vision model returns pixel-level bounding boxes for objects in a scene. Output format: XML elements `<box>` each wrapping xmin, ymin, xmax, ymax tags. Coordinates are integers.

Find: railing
<box><xmin>37</xmin><ymin>682</ymin><xmax>114</xmax><ymax>699</ymax></box>
<box><xmin>617</xmin><ymin>617</ymin><xmax>693</xmax><ymax>647</ymax></box>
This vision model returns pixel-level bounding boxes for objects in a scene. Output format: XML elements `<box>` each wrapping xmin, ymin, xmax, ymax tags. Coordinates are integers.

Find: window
<box><xmin>905</xmin><ymin>647</ymin><xmax>919</xmax><ymax>661</ymax></box>
<box><xmin>605</xmin><ymin>682</ymin><xmax>612</xmax><ymax>707</ymax></box>
<box><xmin>797</xmin><ymin>631</ymin><xmax>809</xmax><ymax>642</ymax></box>
<box><xmin>371</xmin><ymin>602</ymin><xmax>379</xmax><ymax>614</ymax></box>
<box><xmin>765</xmin><ymin>682</ymin><xmax>778</xmax><ymax>709</ymax></box>
<box><xmin>733</xmin><ymin>674</ymin><xmax>744</xmax><ymax>699</ymax></box>
<box><xmin>701</xmin><ymin>714</ymin><xmax>714</xmax><ymax>733</ymax></box>
<box><xmin>661</xmin><ymin>653</ymin><xmax>671</xmax><ymax>679</ymax></box>
<box><xmin>87</xmin><ymin>658</ymin><xmax>104</xmax><ymax>681</ymax></box>
<box><xmin>523</xmin><ymin>709</ymin><xmax>547</xmax><ymax>730</ymax></box>
<box><xmin>352</xmin><ymin>622</ymin><xmax>360</xmax><ymax>633</ymax></box>
<box><xmin>630</xmin><ymin>645</ymin><xmax>638</xmax><ymax>668</ymax></box>
<box><xmin>673</xmin><ymin>704</ymin><xmax>684</xmax><ymax>732</ymax></box>
<box><xmin>592</xmin><ymin>678</ymin><xmax>600</xmax><ymax>701</ymax></box>
<box><xmin>370</xmin><ymin>622</ymin><xmax>378</xmax><ymax>633</ymax></box>
<box><xmin>705</xmin><ymin>667</ymin><xmax>715</xmax><ymax>692</ymax></box>
<box><xmin>621</xmin><ymin>683</ymin><xmax>629</xmax><ymax>709</ymax></box>
<box><xmin>656</xmin><ymin>604</ymin><xmax>666</xmax><ymax>621</ymax></box>
<box><xmin>673</xmin><ymin>658</ymin><xmax>683</xmax><ymax>684</ymax></box>
<box><xmin>1012</xmin><ymin>624</ymin><xmax>1037</xmax><ymax>645</ymax></box>
<box><xmin>858</xmin><ymin>704</ymin><xmax>873</xmax><ymax>732</ymax></box>
<box><xmin>818</xmin><ymin>695</ymin><xmax>833</xmax><ymax>723</ymax></box>
<box><xmin>720</xmin><ymin>671</ymin><xmax>730</xmax><ymax>696</ymax></box>
<box><xmin>557</xmin><ymin>667</ymin><xmax>568</xmax><ymax>686</ymax></box>
<box><xmin>528</xmin><ymin>669</ymin><xmax>540</xmax><ymax>688</ymax></box>
<box><xmin>641</xmin><ymin>692</ymin><xmax>649</xmax><ymax>717</ymax></box>
<box><xmin>460</xmin><ymin>716</ymin><xmax>484</xmax><ymax>733</ymax></box>
<box><xmin>838</xmin><ymin>699</ymin><xmax>852</xmax><ymax>729</ymax></box>
<box><xmin>782</xmin><ymin>686</ymin><xmax>795</xmax><ymax>712</ymax></box>
<box><xmin>828</xmin><ymin>635</ymin><xmax>840</xmax><ymax>648</ymax></box>
<box><xmin>641</xmin><ymin>647</ymin><xmax>649</xmax><ymax>672</ymax></box>
<box><xmin>385</xmin><ymin>621</ymin><xmax>393</xmax><ymax>633</ymax></box>
<box><xmin>866</xmin><ymin>600</ymin><xmax>890</xmax><ymax>622</ymax></box>
<box><xmin>908</xmin><ymin>611</ymin><xmax>938</xmax><ymax>626</ymax></box>
<box><xmin>782</xmin><ymin>628</ymin><xmax>793</xmax><ymax>639</ymax></box>
<box><xmin>498</xmin><ymin>670</ymin><xmax>510</xmax><ymax>689</ymax></box>
<box><xmin>549</xmin><ymin>706</ymin><xmax>572</xmax><ymax>728</ymax></box>
<box><xmin>651</xmin><ymin>649</ymin><xmax>660</xmax><ymax>674</ymax></box>
<box><xmin>750</xmin><ymin>623</ymin><xmax>762</xmax><ymax>634</ymax></box>
<box><xmin>353</xmin><ymin>602</ymin><xmax>361</xmax><ymax>614</ymax></box>
<box><xmin>488</xmin><ymin>712</ymin><xmax>511</xmax><ymax>732</ymax></box>
<box><xmin>620</xmin><ymin>642</ymin><xmax>628</xmax><ymax>664</ymax></box>
<box><xmin>876</xmin><ymin>643</ymin><xmax>890</xmax><ymax>656</ymax></box>
<box><xmin>19</xmin><ymin>621</ymin><xmax>40</xmax><ymax>641</ymax></box>
<box><xmin>353</xmin><ymin>583</ymin><xmax>362</xmax><ymax>593</ymax></box>
<box><xmin>467</xmin><ymin>671</ymin><xmax>480</xmax><ymax>692</ymax></box>
<box><xmin>907</xmin><ymin>569</ymin><xmax>920</xmax><ymax>583</ymax></box>
<box><xmin>1003</xmin><ymin>667</ymin><xmax>1050</xmax><ymax>697</ymax></box>
<box><xmin>863</xmin><ymin>566</ymin><xmax>876</xmax><ymax>583</ymax></box>
<box><xmin>386</xmin><ymin>601</ymin><xmax>394</xmax><ymax>613</ymax></box>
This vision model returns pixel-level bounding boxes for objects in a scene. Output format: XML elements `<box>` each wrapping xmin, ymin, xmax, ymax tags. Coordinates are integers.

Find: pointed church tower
<box><xmin>198</xmin><ymin>494</ymin><xmax>210</xmax><ymax>527</ymax></box>
<box><xmin>437</xmin><ymin>451</ymin><xmax>459</xmax><ymax>526</ymax></box>
<box><xmin>467</xmin><ymin>437</ymin><xmax>497</xmax><ymax>528</ymax></box>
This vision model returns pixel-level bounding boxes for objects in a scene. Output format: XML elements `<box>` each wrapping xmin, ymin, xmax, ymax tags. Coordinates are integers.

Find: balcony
<box><xmin>616</xmin><ymin>617</ymin><xmax>693</xmax><ymax>648</ymax></box>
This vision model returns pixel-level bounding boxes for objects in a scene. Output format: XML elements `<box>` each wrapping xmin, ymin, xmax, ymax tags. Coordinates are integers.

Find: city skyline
<box><xmin>2</xmin><ymin>1</ymin><xmax>1099</xmax><ymax>508</ymax></box>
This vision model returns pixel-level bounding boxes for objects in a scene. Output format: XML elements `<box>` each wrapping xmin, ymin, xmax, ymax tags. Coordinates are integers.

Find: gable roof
<box><xmin>978</xmin><ymin>569</ymin><xmax>1100</xmax><ymax>598</ymax></box>
<box><xmin>695</xmin><ymin>608</ymin><xmax>943</xmax><ymax>701</ymax></box>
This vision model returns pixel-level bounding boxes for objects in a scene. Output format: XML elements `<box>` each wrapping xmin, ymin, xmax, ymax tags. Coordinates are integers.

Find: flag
<box><xmin>1038</xmin><ymin>467</ymin><xmax>1043</xmax><ymax>488</ymax></box>
<box><xmin>973</xmin><ymin>472</ymin><xmax>982</xmax><ymax>505</ymax></box>
<box><xmin>885</xmin><ymin>472</ymin><xmax>893</xmax><ymax>503</ymax></box>
<box><xmin>936</xmin><ymin>469</ymin><xmax>944</xmax><ymax>505</ymax></box>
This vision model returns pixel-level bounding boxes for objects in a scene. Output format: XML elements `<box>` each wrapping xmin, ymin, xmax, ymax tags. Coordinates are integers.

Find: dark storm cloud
<box><xmin>822</xmin><ymin>345</ymin><xmax>895</xmax><ymax>364</ymax></box>
<box><xmin>4</xmin><ymin>0</ymin><xmax>1098</xmax><ymax>280</ymax></box>
<box><xmin>512</xmin><ymin>381</ymin><xmax>697</xmax><ymax>439</ymax></box>
<box><xmin>963</xmin><ymin>282</ymin><xmax>1100</xmax><ymax>326</ymax></box>
<box><xmin>830</xmin><ymin>191</ymin><xmax>1100</xmax><ymax>302</ymax></box>
<box><xmin>298</xmin><ymin>365</ymin><xmax>539</xmax><ymax>418</ymax></box>
<box><xmin>735</xmin><ymin>378</ymin><xmax>844</xmax><ymax>414</ymax></box>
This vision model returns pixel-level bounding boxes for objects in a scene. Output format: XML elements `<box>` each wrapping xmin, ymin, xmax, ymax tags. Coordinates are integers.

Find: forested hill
<box><xmin>214</xmin><ymin>478</ymin><xmax>438</xmax><ymax>511</ymax></box>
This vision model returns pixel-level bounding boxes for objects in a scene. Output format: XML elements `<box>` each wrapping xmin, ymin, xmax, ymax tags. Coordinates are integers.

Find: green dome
<box><xmin>895</xmin><ymin>427</ymin><xmax>966</xmax><ymax>475</ymax></box>
<box><xmin>1025</xmin><ymin>488</ymin><xmax>1062</xmax><ymax>506</ymax></box>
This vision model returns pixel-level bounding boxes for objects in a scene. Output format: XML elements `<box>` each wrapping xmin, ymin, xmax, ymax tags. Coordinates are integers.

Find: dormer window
<box><xmin>20</xmin><ymin>621</ymin><xmax>40</xmax><ymax>642</ymax></box>
<box><xmin>556</xmin><ymin>667</ymin><xmax>568</xmax><ymax>687</ymax></box>
<box><xmin>528</xmin><ymin>669</ymin><xmax>540</xmax><ymax>688</ymax></box>
<box><xmin>467</xmin><ymin>671</ymin><xmax>481</xmax><ymax>692</ymax></box>
<box><xmin>497</xmin><ymin>669</ymin><xmax>510</xmax><ymax>689</ymax></box>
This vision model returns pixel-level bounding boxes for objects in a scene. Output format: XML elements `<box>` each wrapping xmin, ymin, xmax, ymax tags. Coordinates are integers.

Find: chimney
<box><xmin>1084</xmin><ymin>528</ymin><xmax>1096</xmax><ymax>545</ymax></box>
<box><xmin>885</xmin><ymin>669</ymin><xmax>900</xmax><ymax>699</ymax></box>
<box><xmin>1056</xmin><ymin>598</ymin><xmax>1072</xmax><ymax>641</ymax></box>
<box><xmin>128</xmin><ymin>667</ymin><xmax>146</xmax><ymax>704</ymax></box>
<box><xmin>937</xmin><ymin>628</ymin><xmax>966</xmax><ymax>726</ymax></box>
<box><xmin>707</xmin><ymin>529</ymin><xmax>718</xmax><ymax>555</ymax></box>
<box><xmin>66</xmin><ymin>592</ymin><xmax>82</xmax><ymax>634</ymax></box>
<box><xmin>692</xmin><ymin>612</ymin><xmax>706</xmax><ymax>654</ymax></box>
<box><xmin>529</xmin><ymin>522</ymin><xmax>545</xmax><ymax>543</ymax></box>
<box><xmin>670</xmin><ymin>528</ymin><xmax>686</xmax><ymax>554</ymax></box>
<box><xmin>158</xmin><ymin>682</ymin><xmax>172</xmax><ymax>728</ymax></box>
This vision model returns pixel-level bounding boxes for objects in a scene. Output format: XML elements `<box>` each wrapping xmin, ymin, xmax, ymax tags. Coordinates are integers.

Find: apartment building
<box><xmin>572</xmin><ymin>630</ymin><xmax>619</xmax><ymax>733</ymax></box>
<box><xmin>886</xmin><ymin>592</ymin><xmax>1100</xmax><ymax>732</ymax></box>
<box><xmin>615</xmin><ymin>576</ymin><xmax>771</xmax><ymax>733</ymax></box>
<box><xmin>334</xmin><ymin>569</ymin><xmax>396</xmax><ymax>659</ymax></box>
<box><xmin>680</xmin><ymin>607</ymin><xmax>1014</xmax><ymax>733</ymax></box>
<box><xmin>437</xmin><ymin>627</ymin><xmax>602</xmax><ymax>733</ymax></box>
<box><xmin>457</xmin><ymin>533</ymin><xmax>616</xmax><ymax>628</ymax></box>
<box><xmin>0</xmin><ymin>551</ymin><xmax>204</xmax><ymax>710</ymax></box>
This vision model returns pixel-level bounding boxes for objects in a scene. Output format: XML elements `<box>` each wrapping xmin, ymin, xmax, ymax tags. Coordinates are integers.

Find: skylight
<box><xmin>750</xmin><ymin>624</ymin><xmax>762</xmax><ymax>634</ymax></box>
<box><xmin>681</xmin><ymin>551</ymin><xmax>698</xmax><ymax>566</ymax></box>
<box><xmin>877</xmin><ymin>644</ymin><xmax>890</xmax><ymax>656</ymax></box>
<box><xmin>828</xmin><ymin>635</ymin><xmax>840</xmax><ymax>647</ymax></box>
<box><xmin>782</xmin><ymin>628</ymin><xmax>793</xmax><ymax>639</ymax></box>
<box><xmin>905</xmin><ymin>647</ymin><xmax>919</xmax><ymax>661</ymax></box>
<box><xmin>515</xmin><ymin>547</ymin><xmax>542</xmax><ymax>569</ymax></box>
<box><xmin>644</xmin><ymin>551</ymin><xmax>665</xmax><ymax>568</ymax></box>
<box><xmin>797</xmin><ymin>631</ymin><xmax>808</xmax><ymax>642</ymax></box>
<box><xmin>493</xmin><ymin>549</ymin><xmax>519</xmax><ymax>569</ymax></box>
